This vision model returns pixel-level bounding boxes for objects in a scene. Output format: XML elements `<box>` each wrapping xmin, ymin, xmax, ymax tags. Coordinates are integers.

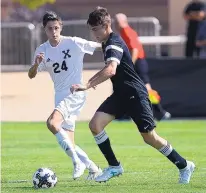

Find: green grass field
<box><xmin>1</xmin><ymin>121</ymin><xmax>206</xmax><ymax>193</ymax></box>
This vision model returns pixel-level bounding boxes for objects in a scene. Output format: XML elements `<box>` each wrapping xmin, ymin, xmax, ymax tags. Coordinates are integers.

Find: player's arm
<box><xmin>87</xmin><ymin>61</ymin><xmax>117</xmax><ymax>88</ymax></box>
<box><xmin>94</xmin><ymin>42</ymin><xmax>102</xmax><ymax>51</ymax></box>
<box><xmin>28</xmin><ymin>64</ymin><xmax>39</xmax><ymax>79</ymax></box>
<box><xmin>70</xmin><ymin>61</ymin><xmax>117</xmax><ymax>93</ymax></box>
<box><xmin>74</xmin><ymin>37</ymin><xmax>101</xmax><ymax>54</ymax></box>
<box><xmin>28</xmin><ymin>52</ymin><xmax>44</xmax><ymax>79</ymax></box>
<box><xmin>85</xmin><ymin>40</ymin><xmax>101</xmax><ymax>51</ymax></box>
<box><xmin>86</xmin><ymin>43</ymin><xmax>123</xmax><ymax>88</ymax></box>
<box><xmin>71</xmin><ymin>42</ymin><xmax>123</xmax><ymax>93</ymax></box>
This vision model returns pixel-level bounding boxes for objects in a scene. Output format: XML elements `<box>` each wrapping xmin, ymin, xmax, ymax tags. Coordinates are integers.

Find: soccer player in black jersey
<box><xmin>70</xmin><ymin>7</ymin><xmax>195</xmax><ymax>183</ymax></box>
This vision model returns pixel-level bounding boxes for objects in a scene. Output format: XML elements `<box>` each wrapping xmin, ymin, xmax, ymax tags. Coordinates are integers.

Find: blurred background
<box><xmin>1</xmin><ymin>0</ymin><xmax>206</xmax><ymax>122</ymax></box>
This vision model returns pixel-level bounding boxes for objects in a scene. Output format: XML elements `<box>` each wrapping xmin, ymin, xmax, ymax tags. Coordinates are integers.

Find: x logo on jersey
<box><xmin>62</xmin><ymin>49</ymin><xmax>71</xmax><ymax>59</ymax></box>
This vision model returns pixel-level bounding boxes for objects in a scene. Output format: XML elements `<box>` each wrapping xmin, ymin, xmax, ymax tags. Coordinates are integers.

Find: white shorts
<box><xmin>54</xmin><ymin>91</ymin><xmax>86</xmax><ymax>131</ymax></box>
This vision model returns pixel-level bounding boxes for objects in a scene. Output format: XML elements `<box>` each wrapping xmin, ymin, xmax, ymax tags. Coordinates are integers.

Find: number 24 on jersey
<box><xmin>53</xmin><ymin>60</ymin><xmax>68</xmax><ymax>73</ymax></box>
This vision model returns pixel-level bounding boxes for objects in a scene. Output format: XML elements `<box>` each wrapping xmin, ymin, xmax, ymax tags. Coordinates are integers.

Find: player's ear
<box><xmin>104</xmin><ymin>24</ymin><xmax>109</xmax><ymax>30</ymax></box>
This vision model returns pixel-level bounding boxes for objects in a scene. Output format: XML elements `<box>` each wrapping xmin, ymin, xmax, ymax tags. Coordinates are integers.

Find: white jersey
<box><xmin>33</xmin><ymin>36</ymin><xmax>99</xmax><ymax>93</ymax></box>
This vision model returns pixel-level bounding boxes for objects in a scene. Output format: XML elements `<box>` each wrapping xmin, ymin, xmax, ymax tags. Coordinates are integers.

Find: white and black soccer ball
<box><xmin>32</xmin><ymin>168</ymin><xmax>57</xmax><ymax>189</ymax></box>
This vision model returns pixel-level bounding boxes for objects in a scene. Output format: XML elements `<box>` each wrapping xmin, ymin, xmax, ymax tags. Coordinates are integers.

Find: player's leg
<box><xmin>129</xmin><ymin>96</ymin><xmax>195</xmax><ymax>184</ymax></box>
<box><xmin>53</xmin><ymin>93</ymin><xmax>88</xmax><ymax>179</ymax></box>
<box><xmin>89</xmin><ymin>112</ymin><xmax>118</xmax><ymax>166</ymax></box>
<box><xmin>62</xmin><ymin>117</ymin><xmax>92</xmax><ymax>168</ymax></box>
<box><xmin>47</xmin><ymin>110</ymin><xmax>82</xmax><ymax>173</ymax></box>
<box><xmin>89</xmin><ymin>95</ymin><xmax>124</xmax><ymax>182</ymax></box>
<box><xmin>63</xmin><ymin>92</ymin><xmax>102</xmax><ymax>180</ymax></box>
<box><xmin>75</xmin><ymin>145</ymin><xmax>102</xmax><ymax>180</ymax></box>
<box><xmin>141</xmin><ymin>130</ymin><xmax>195</xmax><ymax>184</ymax></box>
<box><xmin>62</xmin><ymin>121</ymin><xmax>102</xmax><ymax>180</ymax></box>
<box><xmin>60</xmin><ymin>93</ymin><xmax>88</xmax><ymax>179</ymax></box>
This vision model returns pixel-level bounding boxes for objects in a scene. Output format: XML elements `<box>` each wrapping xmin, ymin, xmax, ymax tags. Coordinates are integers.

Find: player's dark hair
<box><xmin>42</xmin><ymin>11</ymin><xmax>62</xmax><ymax>27</ymax></box>
<box><xmin>87</xmin><ymin>6</ymin><xmax>111</xmax><ymax>27</ymax></box>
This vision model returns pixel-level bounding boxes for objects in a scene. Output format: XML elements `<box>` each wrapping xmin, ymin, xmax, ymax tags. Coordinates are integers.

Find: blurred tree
<box><xmin>13</xmin><ymin>0</ymin><xmax>56</xmax><ymax>10</ymax></box>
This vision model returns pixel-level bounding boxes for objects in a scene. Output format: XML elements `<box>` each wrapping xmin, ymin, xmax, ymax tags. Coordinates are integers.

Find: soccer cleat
<box><xmin>86</xmin><ymin>166</ymin><xmax>102</xmax><ymax>180</ymax></box>
<box><xmin>95</xmin><ymin>164</ymin><xmax>124</xmax><ymax>183</ymax></box>
<box><xmin>179</xmin><ymin>161</ymin><xmax>195</xmax><ymax>184</ymax></box>
<box><xmin>73</xmin><ymin>161</ymin><xmax>86</xmax><ymax>180</ymax></box>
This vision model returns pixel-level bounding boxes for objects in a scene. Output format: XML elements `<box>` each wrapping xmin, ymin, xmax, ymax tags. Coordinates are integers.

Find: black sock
<box><xmin>94</xmin><ymin>130</ymin><xmax>119</xmax><ymax>166</ymax></box>
<box><xmin>167</xmin><ymin>149</ymin><xmax>187</xmax><ymax>169</ymax></box>
<box><xmin>159</xmin><ymin>142</ymin><xmax>187</xmax><ymax>169</ymax></box>
<box><xmin>152</xmin><ymin>103</ymin><xmax>165</xmax><ymax>114</ymax></box>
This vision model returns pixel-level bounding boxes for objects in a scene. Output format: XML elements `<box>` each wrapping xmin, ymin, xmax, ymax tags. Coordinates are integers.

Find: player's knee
<box><xmin>89</xmin><ymin>119</ymin><xmax>107</xmax><ymax>136</ymax></box>
<box><xmin>89</xmin><ymin>119</ymin><xmax>97</xmax><ymax>135</ymax></box>
<box><xmin>46</xmin><ymin>117</ymin><xmax>52</xmax><ymax>130</ymax></box>
<box><xmin>46</xmin><ymin>117</ymin><xmax>58</xmax><ymax>131</ymax></box>
<box><xmin>89</xmin><ymin>112</ymin><xmax>113</xmax><ymax>135</ymax></box>
<box><xmin>141</xmin><ymin>130</ymin><xmax>158</xmax><ymax>145</ymax></box>
<box><xmin>143</xmin><ymin>136</ymin><xmax>153</xmax><ymax>145</ymax></box>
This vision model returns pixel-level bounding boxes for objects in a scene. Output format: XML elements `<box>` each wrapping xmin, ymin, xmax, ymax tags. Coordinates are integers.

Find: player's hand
<box><xmin>70</xmin><ymin>84</ymin><xmax>88</xmax><ymax>94</ymax></box>
<box><xmin>35</xmin><ymin>52</ymin><xmax>44</xmax><ymax>65</ymax></box>
<box><xmin>88</xmin><ymin>78</ymin><xmax>96</xmax><ymax>90</ymax></box>
<box><xmin>92</xmin><ymin>86</ymin><xmax>97</xmax><ymax>90</ymax></box>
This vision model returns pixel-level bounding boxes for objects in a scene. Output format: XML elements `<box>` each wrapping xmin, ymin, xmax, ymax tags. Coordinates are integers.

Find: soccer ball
<box><xmin>32</xmin><ymin>168</ymin><xmax>57</xmax><ymax>189</ymax></box>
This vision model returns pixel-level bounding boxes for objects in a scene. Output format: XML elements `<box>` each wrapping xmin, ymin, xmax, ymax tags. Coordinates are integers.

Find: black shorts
<box><xmin>97</xmin><ymin>91</ymin><xmax>156</xmax><ymax>133</ymax></box>
<box><xmin>134</xmin><ymin>59</ymin><xmax>150</xmax><ymax>84</ymax></box>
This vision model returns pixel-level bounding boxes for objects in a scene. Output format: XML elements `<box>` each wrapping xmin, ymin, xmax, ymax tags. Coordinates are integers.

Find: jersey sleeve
<box><xmin>74</xmin><ymin>37</ymin><xmax>100</xmax><ymax>55</ymax></box>
<box><xmin>105</xmin><ymin>41</ymin><xmax>123</xmax><ymax>65</ymax></box>
<box><xmin>32</xmin><ymin>46</ymin><xmax>46</xmax><ymax>72</ymax></box>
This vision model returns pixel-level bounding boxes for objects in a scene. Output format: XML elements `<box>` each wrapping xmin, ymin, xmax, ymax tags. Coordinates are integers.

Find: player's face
<box><xmin>44</xmin><ymin>20</ymin><xmax>62</xmax><ymax>42</ymax></box>
<box><xmin>89</xmin><ymin>25</ymin><xmax>108</xmax><ymax>43</ymax></box>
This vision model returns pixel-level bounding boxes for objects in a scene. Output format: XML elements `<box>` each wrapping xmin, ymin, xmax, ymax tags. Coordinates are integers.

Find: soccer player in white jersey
<box><xmin>28</xmin><ymin>11</ymin><xmax>102</xmax><ymax>180</ymax></box>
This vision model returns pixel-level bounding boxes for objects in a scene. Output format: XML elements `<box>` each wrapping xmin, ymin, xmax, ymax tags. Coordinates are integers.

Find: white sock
<box><xmin>75</xmin><ymin>145</ymin><xmax>91</xmax><ymax>168</ymax></box>
<box><xmin>94</xmin><ymin>130</ymin><xmax>108</xmax><ymax>144</ymax></box>
<box><xmin>159</xmin><ymin>143</ymin><xmax>173</xmax><ymax>156</ymax></box>
<box><xmin>55</xmin><ymin>129</ymin><xmax>80</xmax><ymax>165</ymax></box>
<box><xmin>75</xmin><ymin>145</ymin><xmax>98</xmax><ymax>171</ymax></box>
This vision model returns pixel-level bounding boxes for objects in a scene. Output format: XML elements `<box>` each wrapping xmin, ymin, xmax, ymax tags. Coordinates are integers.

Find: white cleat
<box><xmin>95</xmin><ymin>164</ymin><xmax>124</xmax><ymax>183</ymax></box>
<box><xmin>73</xmin><ymin>162</ymin><xmax>86</xmax><ymax>180</ymax></box>
<box><xmin>179</xmin><ymin>161</ymin><xmax>195</xmax><ymax>184</ymax></box>
<box><xmin>86</xmin><ymin>167</ymin><xmax>102</xmax><ymax>180</ymax></box>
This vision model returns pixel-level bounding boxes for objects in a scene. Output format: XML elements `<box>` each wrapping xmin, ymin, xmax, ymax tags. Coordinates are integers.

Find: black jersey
<box><xmin>102</xmin><ymin>32</ymin><xmax>147</xmax><ymax>95</ymax></box>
